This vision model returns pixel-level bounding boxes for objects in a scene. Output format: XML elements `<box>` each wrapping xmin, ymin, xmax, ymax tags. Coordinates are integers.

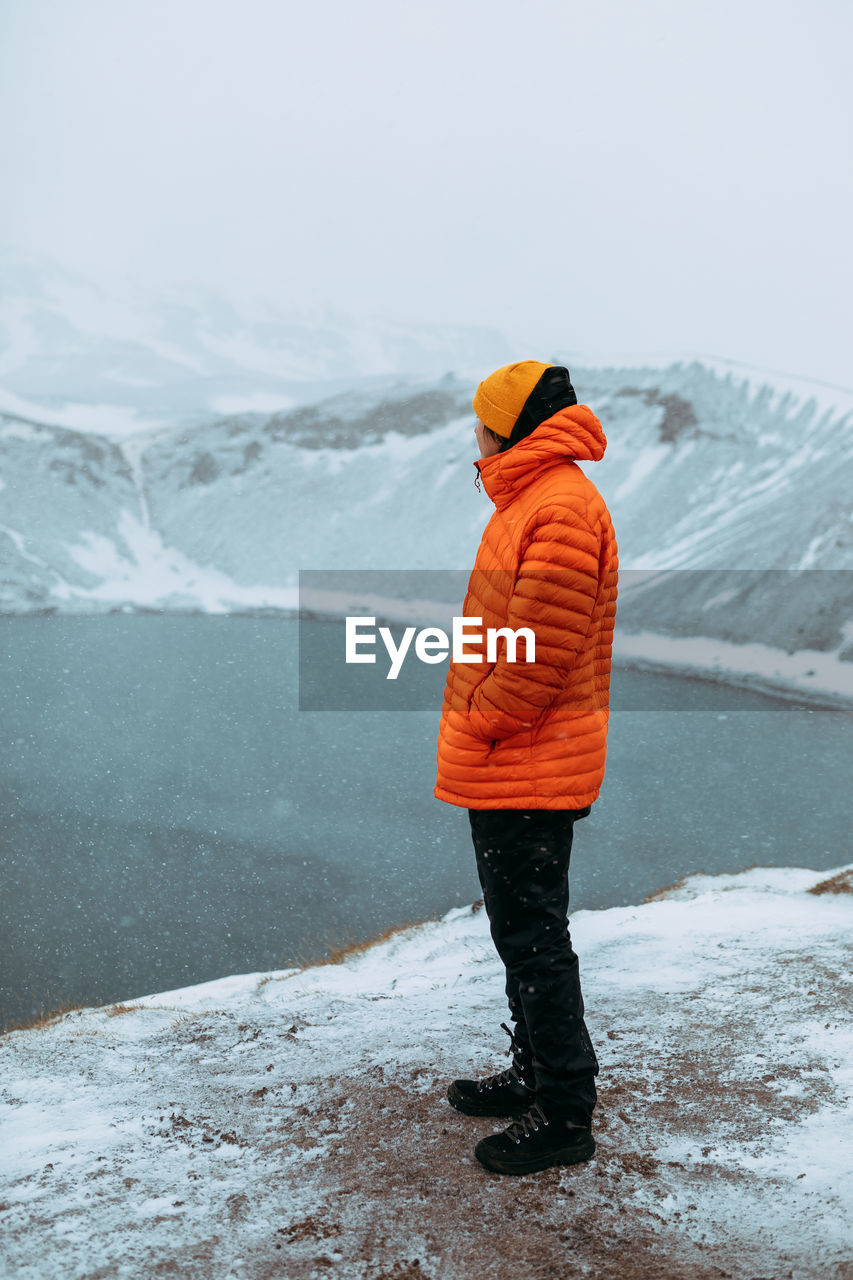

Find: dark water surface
<box><xmin>1</xmin><ymin>615</ymin><xmax>850</xmax><ymax>1030</ymax></box>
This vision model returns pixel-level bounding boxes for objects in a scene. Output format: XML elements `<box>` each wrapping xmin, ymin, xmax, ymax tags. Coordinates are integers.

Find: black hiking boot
<box><xmin>474</xmin><ymin>1102</ymin><xmax>596</xmax><ymax>1175</ymax></box>
<box><xmin>447</xmin><ymin>1022</ymin><xmax>536</xmax><ymax>1118</ymax></box>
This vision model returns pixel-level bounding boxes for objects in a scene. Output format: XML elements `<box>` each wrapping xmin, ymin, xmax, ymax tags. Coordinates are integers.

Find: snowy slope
<box><xmin>1</xmin><ymin>863</ymin><xmax>851</xmax><ymax>1279</ymax></box>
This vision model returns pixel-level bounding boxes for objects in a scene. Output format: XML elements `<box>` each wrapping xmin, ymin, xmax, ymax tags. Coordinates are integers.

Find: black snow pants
<box><xmin>468</xmin><ymin>806</ymin><xmax>599</xmax><ymax>1124</ymax></box>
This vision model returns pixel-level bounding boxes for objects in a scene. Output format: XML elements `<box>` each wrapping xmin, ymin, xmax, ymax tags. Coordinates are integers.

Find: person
<box><xmin>434</xmin><ymin>360</ymin><xmax>619</xmax><ymax>1176</ymax></box>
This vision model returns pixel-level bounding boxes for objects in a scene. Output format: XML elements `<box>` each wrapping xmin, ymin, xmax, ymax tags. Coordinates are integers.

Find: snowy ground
<box><xmin>2</xmin><ymin>864</ymin><xmax>852</xmax><ymax>1280</ymax></box>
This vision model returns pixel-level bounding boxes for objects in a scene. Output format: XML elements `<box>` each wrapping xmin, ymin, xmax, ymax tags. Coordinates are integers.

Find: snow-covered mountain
<box><xmin>2</xmin><ymin>247</ymin><xmax>852</xmax><ymax>704</ymax></box>
<box><xmin>2</xmin><ymin>358</ymin><xmax>853</xmax><ymax>681</ymax></box>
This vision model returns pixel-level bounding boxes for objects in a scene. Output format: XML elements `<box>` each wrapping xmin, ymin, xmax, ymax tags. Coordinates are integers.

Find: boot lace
<box><xmin>475</xmin><ymin>1021</ymin><xmax>533</xmax><ymax>1094</ymax></box>
<box><xmin>503</xmin><ymin>1102</ymin><xmax>549</xmax><ymax>1144</ymax></box>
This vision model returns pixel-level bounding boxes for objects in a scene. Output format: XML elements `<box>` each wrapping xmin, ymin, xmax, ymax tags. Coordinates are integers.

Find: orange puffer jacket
<box><xmin>434</xmin><ymin>403</ymin><xmax>619</xmax><ymax>810</ymax></box>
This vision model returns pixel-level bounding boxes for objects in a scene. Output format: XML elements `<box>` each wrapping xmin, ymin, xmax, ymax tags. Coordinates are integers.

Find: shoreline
<box><xmin>612</xmin><ymin>628</ymin><xmax>853</xmax><ymax>713</ymax></box>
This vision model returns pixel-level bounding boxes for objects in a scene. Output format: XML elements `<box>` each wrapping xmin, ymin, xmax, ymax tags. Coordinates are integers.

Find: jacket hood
<box><xmin>474</xmin><ymin>403</ymin><xmax>607</xmax><ymax>511</ymax></box>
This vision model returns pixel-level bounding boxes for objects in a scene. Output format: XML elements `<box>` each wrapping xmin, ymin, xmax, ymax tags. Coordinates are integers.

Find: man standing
<box><xmin>434</xmin><ymin>360</ymin><xmax>619</xmax><ymax>1176</ymax></box>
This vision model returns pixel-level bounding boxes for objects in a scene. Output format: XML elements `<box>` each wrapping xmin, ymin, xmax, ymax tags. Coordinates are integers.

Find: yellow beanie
<box><xmin>472</xmin><ymin>360</ymin><xmax>554</xmax><ymax>439</ymax></box>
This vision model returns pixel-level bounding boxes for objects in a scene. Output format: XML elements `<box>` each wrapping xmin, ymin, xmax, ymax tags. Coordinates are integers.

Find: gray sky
<box><xmin>1</xmin><ymin>0</ymin><xmax>851</xmax><ymax>386</ymax></box>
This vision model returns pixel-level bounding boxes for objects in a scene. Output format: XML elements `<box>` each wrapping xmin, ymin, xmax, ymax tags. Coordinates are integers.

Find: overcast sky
<box><xmin>1</xmin><ymin>0</ymin><xmax>851</xmax><ymax>387</ymax></box>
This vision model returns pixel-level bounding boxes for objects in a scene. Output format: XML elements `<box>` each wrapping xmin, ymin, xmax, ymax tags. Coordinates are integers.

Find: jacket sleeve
<box><xmin>467</xmin><ymin>506</ymin><xmax>601</xmax><ymax>742</ymax></box>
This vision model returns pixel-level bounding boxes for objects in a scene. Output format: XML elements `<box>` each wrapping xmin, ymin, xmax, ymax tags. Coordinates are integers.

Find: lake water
<box><xmin>1</xmin><ymin>615</ymin><xmax>850</xmax><ymax>1031</ymax></box>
